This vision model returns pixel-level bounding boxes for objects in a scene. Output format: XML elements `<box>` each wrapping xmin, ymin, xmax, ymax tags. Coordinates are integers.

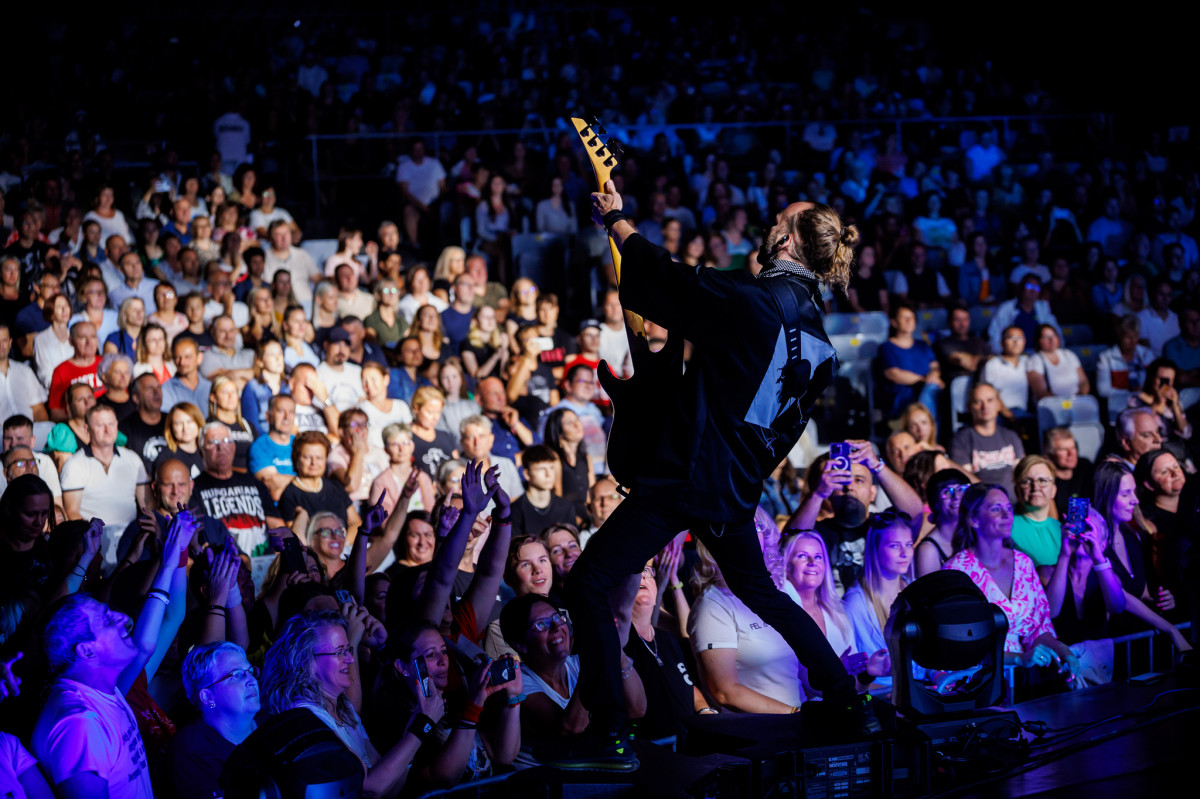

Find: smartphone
<box><xmin>279</xmin><ymin>535</ymin><xmax>308</xmax><ymax>574</ymax></box>
<box><xmin>335</xmin><ymin>589</ymin><xmax>355</xmax><ymax>606</ymax></box>
<box><xmin>1065</xmin><ymin>497</ymin><xmax>1089</xmax><ymax>538</ymax></box>
<box><xmin>413</xmin><ymin>657</ymin><xmax>432</xmax><ymax>697</ymax></box>
<box><xmin>830</xmin><ymin>442</ymin><xmax>852</xmax><ymax>472</ymax></box>
<box><xmin>530</xmin><ymin>336</ymin><xmax>555</xmax><ymax>351</ymax></box>
<box><xmin>490</xmin><ymin>654</ymin><xmax>516</xmax><ymax>687</ymax></box>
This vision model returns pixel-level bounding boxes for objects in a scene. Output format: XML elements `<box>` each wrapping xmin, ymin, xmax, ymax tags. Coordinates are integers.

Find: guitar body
<box><xmin>597</xmin><ymin>327</ymin><xmax>685</xmax><ymax>487</ymax></box>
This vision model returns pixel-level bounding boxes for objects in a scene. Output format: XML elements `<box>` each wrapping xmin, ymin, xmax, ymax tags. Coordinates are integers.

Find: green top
<box><xmin>44</xmin><ymin>423</ymin><xmax>128</xmax><ymax>455</ymax></box>
<box><xmin>1010</xmin><ymin>514</ymin><xmax>1062</xmax><ymax>568</ymax></box>
<box><xmin>364</xmin><ymin>308</ymin><xmax>408</xmax><ymax>345</ymax></box>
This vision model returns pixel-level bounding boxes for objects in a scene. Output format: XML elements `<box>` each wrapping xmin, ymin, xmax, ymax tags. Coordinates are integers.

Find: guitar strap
<box><xmin>759</xmin><ymin>275</ymin><xmax>808</xmax><ymax>371</ymax></box>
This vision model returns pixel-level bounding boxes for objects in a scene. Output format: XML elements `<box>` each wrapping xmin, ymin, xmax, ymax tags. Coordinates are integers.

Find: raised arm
<box><xmin>463</xmin><ymin>466</ymin><xmax>512</xmax><ymax>636</ymax></box>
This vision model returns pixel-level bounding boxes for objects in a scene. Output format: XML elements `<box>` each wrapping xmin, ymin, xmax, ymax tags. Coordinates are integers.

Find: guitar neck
<box><xmin>570</xmin><ymin>116</ymin><xmax>644</xmax><ymax>336</ymax></box>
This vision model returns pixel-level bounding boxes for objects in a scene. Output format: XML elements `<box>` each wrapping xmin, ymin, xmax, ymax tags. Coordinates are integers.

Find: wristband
<box><xmin>461</xmin><ymin>703</ymin><xmax>483</xmax><ymax>725</ymax></box>
<box><xmin>506</xmin><ymin>693</ymin><xmax>527</xmax><ymax>706</ymax></box>
<box><xmin>146</xmin><ymin>592</ymin><xmax>170</xmax><ymax>607</ymax></box>
<box><xmin>602</xmin><ymin>209</ymin><xmax>631</xmax><ymax>233</ymax></box>
<box><xmin>669</xmin><ymin>581</ymin><xmax>684</xmax><ymax>591</ymax></box>
<box><xmin>620</xmin><ymin>656</ymin><xmax>634</xmax><ymax>680</ymax></box>
<box><xmin>72</xmin><ymin>565</ymin><xmax>88</xmax><ymax>577</ymax></box>
<box><xmin>868</xmin><ymin>461</ymin><xmax>884</xmax><ymax>475</ymax></box>
<box><xmin>697</xmin><ymin>706</ymin><xmax>718</xmax><ymax>715</ymax></box>
<box><xmin>493</xmin><ymin>516</ymin><xmax>512</xmax><ymax>527</ymax></box>
<box><xmin>408</xmin><ymin>713</ymin><xmax>438</xmax><ymax>744</ymax></box>
<box><xmin>1093</xmin><ymin>560</ymin><xmax>1113</xmax><ymax>572</ymax></box>
<box><xmin>147</xmin><ymin>587</ymin><xmax>169</xmax><ymax>598</ymax></box>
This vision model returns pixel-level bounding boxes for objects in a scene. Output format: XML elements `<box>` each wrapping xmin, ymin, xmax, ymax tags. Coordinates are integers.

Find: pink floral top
<box><xmin>943</xmin><ymin>548</ymin><xmax>1056</xmax><ymax>654</ymax></box>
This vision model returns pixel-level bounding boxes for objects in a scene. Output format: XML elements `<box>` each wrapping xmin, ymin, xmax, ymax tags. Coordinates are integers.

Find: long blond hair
<box><xmin>783</xmin><ymin>531</ymin><xmax>850</xmax><ymax>639</ymax></box>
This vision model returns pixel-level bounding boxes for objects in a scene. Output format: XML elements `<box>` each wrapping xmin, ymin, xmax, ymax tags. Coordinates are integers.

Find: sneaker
<box><xmin>801</xmin><ymin>692</ymin><xmax>885</xmax><ymax>738</ymax></box>
<box><xmin>533</xmin><ymin>728</ymin><xmax>640</xmax><ymax>772</ymax></box>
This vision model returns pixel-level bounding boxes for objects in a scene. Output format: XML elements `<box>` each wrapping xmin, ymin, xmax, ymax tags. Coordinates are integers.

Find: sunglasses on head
<box><xmin>867</xmin><ymin>509</ymin><xmax>912</xmax><ymax>529</ymax></box>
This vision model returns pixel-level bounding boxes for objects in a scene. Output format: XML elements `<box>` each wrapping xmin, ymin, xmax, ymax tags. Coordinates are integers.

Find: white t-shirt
<box><xmin>0</xmin><ymin>732</ymin><xmax>38</xmax><ymax>799</ymax></box>
<box><xmin>688</xmin><ymin>585</ymin><xmax>804</xmax><ymax>708</ymax></box>
<box><xmin>0</xmin><ymin>452</ymin><xmax>62</xmax><ymax>499</ymax></box>
<box><xmin>33</xmin><ymin>678</ymin><xmax>154</xmax><ymax>799</ymax></box>
<box><xmin>249</xmin><ymin>206</ymin><xmax>294</xmax><ymax>233</ymax></box>
<box><xmin>522</xmin><ymin>654</ymin><xmax>580</xmax><ymax>708</ymax></box>
<box><xmin>357</xmin><ymin>398</ymin><xmax>413</xmax><ymax>449</ymax></box>
<box><xmin>395</xmin><ymin>156</ymin><xmax>447</xmax><ymax>206</ymax></box>
<box><xmin>1029</xmin><ymin>349</ymin><xmax>1083</xmax><ymax>397</ymax></box>
<box><xmin>981</xmin><ymin>355</ymin><xmax>1031</xmax><ymax>412</ymax></box>
<box><xmin>599</xmin><ymin>324</ymin><xmax>633</xmax><ymax>378</ymax></box>
<box><xmin>60</xmin><ymin>447</ymin><xmax>150</xmax><ymax>571</ymax></box>
<box><xmin>318</xmin><ymin>362</ymin><xmax>364</xmax><ymax>412</ymax></box>
<box><xmin>397</xmin><ymin>293</ymin><xmax>448</xmax><ymax>325</ymax></box>
<box><xmin>203</xmin><ymin>299</ymin><xmax>250</xmax><ymax>328</ymax></box>
<box><xmin>83</xmin><ymin>210</ymin><xmax>134</xmax><ymax>247</ymax></box>
<box><xmin>0</xmin><ymin>359</ymin><xmax>48</xmax><ymax>421</ymax></box>
<box><xmin>1136</xmin><ymin>308</ymin><xmax>1181</xmax><ymax>356</ymax></box>
<box><xmin>263</xmin><ymin>247</ymin><xmax>320</xmax><ymax>307</ymax></box>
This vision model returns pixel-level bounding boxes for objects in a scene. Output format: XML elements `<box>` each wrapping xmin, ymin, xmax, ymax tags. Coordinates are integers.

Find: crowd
<box><xmin>1</xmin><ymin>6</ymin><xmax>1199</xmax><ymax>799</ymax></box>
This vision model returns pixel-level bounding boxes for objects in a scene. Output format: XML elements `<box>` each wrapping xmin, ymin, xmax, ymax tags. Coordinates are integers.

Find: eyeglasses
<box><xmin>161</xmin><ymin>290</ymin><xmax>176</xmax><ymax>298</ymax></box>
<box><xmin>1019</xmin><ymin>477</ymin><xmax>1054</xmax><ymax>488</ymax></box>
<box><xmin>1023</xmin><ymin>282</ymin><xmax>1040</xmax><ymax>290</ymax></box>
<box><xmin>380</xmin><ymin>287</ymin><xmax>399</xmax><ymax>295</ymax></box>
<box><xmin>1004</xmin><ymin>335</ymin><xmax>1023</xmax><ymax>341</ymax></box>
<box><xmin>314</xmin><ymin>645</ymin><xmax>355</xmax><ymax>660</ymax></box>
<box><xmin>316</xmin><ymin>527</ymin><xmax>347</xmax><ymax>539</ymax></box>
<box><xmin>6</xmin><ymin>458</ymin><xmax>36</xmax><ymax>471</ymax></box>
<box><xmin>529</xmin><ymin>610</ymin><xmax>571</xmax><ymax>633</ymax></box>
<box><xmin>202</xmin><ymin>438</ymin><xmax>235</xmax><ymax>449</ymax></box>
<box><xmin>641</xmin><ymin>565</ymin><xmax>656</xmax><ymax>578</ymax></box>
<box><xmin>201</xmin><ymin>665</ymin><xmax>259</xmax><ymax>691</ymax></box>
<box><xmin>939</xmin><ymin>484</ymin><xmax>969</xmax><ymax>499</ymax></box>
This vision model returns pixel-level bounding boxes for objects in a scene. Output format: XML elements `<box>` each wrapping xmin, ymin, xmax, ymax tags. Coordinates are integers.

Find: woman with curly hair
<box><xmin>261</xmin><ymin>609</ymin><xmax>429</xmax><ymax>796</ymax></box>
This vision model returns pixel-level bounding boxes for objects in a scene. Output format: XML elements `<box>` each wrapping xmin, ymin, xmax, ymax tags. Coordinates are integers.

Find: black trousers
<box><xmin>566</xmin><ymin>494</ymin><xmax>856</xmax><ymax>727</ymax></box>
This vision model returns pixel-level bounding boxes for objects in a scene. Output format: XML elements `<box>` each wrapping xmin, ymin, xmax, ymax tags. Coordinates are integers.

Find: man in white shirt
<box><xmin>1136</xmin><ymin>277</ymin><xmax>1181</xmax><ymax>356</ymax></box>
<box><xmin>598</xmin><ymin>289</ymin><xmax>633</xmax><ymax>379</ymax></box>
<box><xmin>60</xmin><ymin>404</ymin><xmax>150</xmax><ymax>571</ymax></box>
<box><xmin>2</xmin><ymin>415</ymin><xmax>62</xmax><ymax>501</ymax></box>
<box><xmin>460</xmin><ymin>414</ymin><xmax>524</xmax><ymax>500</ymax></box>
<box><xmin>199</xmin><ymin>315</ymin><xmax>255</xmax><ymax>383</ymax></box>
<box><xmin>249</xmin><ymin>187</ymin><xmax>299</xmax><ymax>241</ymax></box>
<box><xmin>395</xmin><ymin>139</ymin><xmax>446</xmax><ymax>251</ymax></box>
<box><xmin>263</xmin><ymin>220</ymin><xmax>321</xmax><ymax>310</ymax></box>
<box><xmin>317</xmin><ymin>328</ymin><xmax>364</xmax><ymax>412</ymax></box>
<box><xmin>34</xmin><ymin>593</ymin><xmax>155</xmax><ymax>799</ymax></box>
<box><xmin>0</xmin><ymin>324</ymin><xmax>47</xmax><ymax>421</ymax></box>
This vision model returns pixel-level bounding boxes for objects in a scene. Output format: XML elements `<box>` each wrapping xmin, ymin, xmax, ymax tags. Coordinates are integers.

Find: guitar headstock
<box><xmin>571</xmin><ymin>116</ymin><xmax>623</xmax><ymax>188</ymax></box>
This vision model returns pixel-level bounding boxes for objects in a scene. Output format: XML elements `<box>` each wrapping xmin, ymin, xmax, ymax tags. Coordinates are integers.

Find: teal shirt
<box><xmin>1011</xmin><ymin>514</ymin><xmax>1062</xmax><ymax>567</ymax></box>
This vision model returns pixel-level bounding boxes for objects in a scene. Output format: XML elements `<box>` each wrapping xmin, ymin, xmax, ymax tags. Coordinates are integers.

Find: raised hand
<box><xmin>362</xmin><ymin>614</ymin><xmax>388</xmax><ymax>650</ymax></box>
<box><xmin>364</xmin><ymin>490</ymin><xmax>389</xmax><ymax>535</ymax></box>
<box><xmin>840</xmin><ymin>647</ymin><xmax>868</xmax><ymax>676</ymax></box>
<box><xmin>341</xmin><ymin>602</ymin><xmax>369</xmax><ymax>648</ymax></box>
<box><xmin>399</xmin><ymin>661</ymin><xmax>445</xmax><ymax>723</ymax></box>
<box><xmin>483</xmin><ymin>465</ymin><xmax>509</xmax><ymax>514</ymax></box>
<box><xmin>83</xmin><ymin>517</ymin><xmax>105</xmax><ymax>560</ymax></box>
<box><xmin>815</xmin><ymin>459</ymin><xmax>852</xmax><ymax>499</ymax></box>
<box><xmin>401</xmin><ymin>468</ymin><xmax>421</xmax><ymax>500</ymax></box>
<box><xmin>205</xmin><ymin>548</ymin><xmax>237</xmax><ymax>607</ymax></box>
<box><xmin>0</xmin><ymin>652</ymin><xmax>22</xmax><ymax>702</ymax></box>
<box><xmin>436</xmin><ymin>491</ymin><xmax>462</xmax><ymax>538</ymax></box>
<box><xmin>165</xmin><ymin>507</ymin><xmax>199</xmax><ymax>566</ymax></box>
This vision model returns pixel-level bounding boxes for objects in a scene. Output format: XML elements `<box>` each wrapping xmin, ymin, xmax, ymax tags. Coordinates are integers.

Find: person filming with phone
<box><xmin>788</xmin><ymin>440</ymin><xmax>924</xmax><ymax>595</ymax></box>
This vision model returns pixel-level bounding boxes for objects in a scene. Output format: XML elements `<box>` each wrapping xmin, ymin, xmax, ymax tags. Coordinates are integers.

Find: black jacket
<box><xmin>615</xmin><ymin>234</ymin><xmax>836</xmax><ymax>521</ymax></box>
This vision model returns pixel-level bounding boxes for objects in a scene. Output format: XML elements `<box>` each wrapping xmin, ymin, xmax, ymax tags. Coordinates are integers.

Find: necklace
<box><xmin>636</xmin><ymin>628</ymin><xmax>662</xmax><ymax>667</ymax></box>
<box><xmin>295</xmin><ymin>476</ymin><xmax>323</xmax><ymax>493</ymax></box>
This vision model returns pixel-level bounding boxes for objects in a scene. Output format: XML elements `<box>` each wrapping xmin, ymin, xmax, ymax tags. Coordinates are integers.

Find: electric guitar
<box><xmin>571</xmin><ymin>116</ymin><xmax>685</xmax><ymax>486</ymax></box>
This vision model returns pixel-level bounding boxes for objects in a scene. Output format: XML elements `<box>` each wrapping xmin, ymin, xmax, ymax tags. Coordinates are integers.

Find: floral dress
<box><xmin>943</xmin><ymin>548</ymin><xmax>1056</xmax><ymax>654</ymax></box>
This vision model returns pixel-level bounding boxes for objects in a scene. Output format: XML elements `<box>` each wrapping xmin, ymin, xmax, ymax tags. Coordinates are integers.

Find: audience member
<box><xmin>949</xmin><ymin>382</ymin><xmax>1025</xmax><ymax>494</ymax></box>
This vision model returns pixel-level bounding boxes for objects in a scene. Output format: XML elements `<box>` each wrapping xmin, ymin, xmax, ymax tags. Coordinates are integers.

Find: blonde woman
<box><xmin>357</xmin><ymin>361</ymin><xmax>413</xmax><ymax>449</ymax></box>
<box><xmin>103</xmin><ymin>296</ymin><xmax>145</xmax><ymax>358</ymax></box>
<box><xmin>433</xmin><ymin>245</ymin><xmax>467</xmax><ymax>302</ymax></box>
<box><xmin>155</xmin><ymin>402</ymin><xmax>207</xmax><ymax>478</ymax></box>
<box><xmin>842</xmin><ymin>511</ymin><xmax>912</xmax><ymax>689</ymax></box>
<box><xmin>368</xmin><ymin>423</ymin><xmax>435</xmax><ymax>517</ymax></box>
<box><xmin>460</xmin><ymin>304</ymin><xmax>508</xmax><ymax>380</ymax></box>
<box><xmin>208</xmin><ymin>375</ymin><xmax>256</xmax><ymax>471</ymax></box>
<box><xmin>409</xmin><ymin>386</ymin><xmax>458</xmax><ymax>479</ymax></box>
<box><xmin>504</xmin><ymin>277</ymin><xmax>539</xmax><ymax>345</ymax></box>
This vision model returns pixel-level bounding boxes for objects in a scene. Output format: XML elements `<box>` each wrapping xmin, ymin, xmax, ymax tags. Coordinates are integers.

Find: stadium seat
<box><xmin>969</xmin><ymin>305</ymin><xmax>996</xmax><ymax>335</ymax></box>
<box><xmin>1180</xmin><ymin>387</ymin><xmax>1200</xmax><ymax>410</ymax></box>
<box><xmin>825</xmin><ymin>311</ymin><xmax>888</xmax><ymax>338</ymax></box>
<box><xmin>300</xmin><ymin>238</ymin><xmax>338</xmax><ymax>267</ymax></box>
<box><xmin>884</xmin><ymin>270</ymin><xmax>905</xmax><ymax>295</ymax></box>
<box><xmin>829</xmin><ymin>334</ymin><xmax>880</xmax><ymax>363</ymax></box>
<box><xmin>1036</xmin><ymin>395</ymin><xmax>1101</xmax><ymax>431</ymax></box>
<box><xmin>1059</xmin><ymin>324</ymin><xmax>1093</xmax><ymax>347</ymax></box>
<box><xmin>1069</xmin><ymin>422</ymin><xmax>1105</xmax><ymax>462</ymax></box>
<box><xmin>1070</xmin><ymin>344</ymin><xmax>1103</xmax><ymax>376</ymax></box>
<box><xmin>915</xmin><ymin>308</ymin><xmax>947</xmax><ymax>337</ymax></box>
<box><xmin>1106</xmin><ymin>390</ymin><xmax>1131</xmax><ymax>425</ymax></box>
<box><xmin>950</xmin><ymin>375</ymin><xmax>972</xmax><ymax>433</ymax></box>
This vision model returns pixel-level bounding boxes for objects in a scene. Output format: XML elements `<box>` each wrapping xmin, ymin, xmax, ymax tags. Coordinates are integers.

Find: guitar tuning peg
<box><xmin>596</xmin><ymin>124</ymin><xmax>608</xmax><ymax>136</ymax></box>
<box><xmin>589</xmin><ymin>116</ymin><xmax>602</xmax><ymax>127</ymax></box>
<box><xmin>607</xmin><ymin>139</ymin><xmax>624</xmax><ymax>157</ymax></box>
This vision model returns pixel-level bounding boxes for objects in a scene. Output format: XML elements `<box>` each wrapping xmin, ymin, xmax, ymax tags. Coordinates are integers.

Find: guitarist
<box><xmin>555</xmin><ymin>183</ymin><xmax>876</xmax><ymax>769</ymax></box>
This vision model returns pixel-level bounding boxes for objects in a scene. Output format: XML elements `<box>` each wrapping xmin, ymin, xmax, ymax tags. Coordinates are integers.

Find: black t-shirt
<box><xmin>278</xmin><ymin>479</ymin><xmax>353</xmax><ymax>526</ymax></box>
<box><xmin>1053</xmin><ymin>458</ymin><xmax>1095</xmax><ymax>518</ymax></box>
<box><xmin>510</xmin><ymin>493</ymin><xmax>577</xmax><ymax>538</ymax></box>
<box><xmin>153</xmin><ymin>447</ymin><xmax>204</xmax><ymax>479</ymax></box>
<box><xmin>98</xmin><ymin>393</ymin><xmax>137</xmax><ymax>425</ymax></box>
<box><xmin>0</xmin><ymin>537</ymin><xmax>58</xmax><ymax>604</ymax></box>
<box><xmin>934</xmin><ymin>335</ymin><xmax>991</xmax><ymax>382</ymax></box>
<box><xmin>624</xmin><ymin>625</ymin><xmax>695</xmax><ymax>738</ymax></box>
<box><xmin>168</xmin><ymin>719</ymin><xmax>236</xmax><ymax>799</ymax></box>
<box><xmin>412</xmin><ymin>429</ymin><xmax>458</xmax><ymax>479</ymax></box>
<box><xmin>193</xmin><ymin>471</ymin><xmax>279</xmax><ymax>557</ymax></box>
<box><xmin>816</xmin><ymin>517</ymin><xmax>870</xmax><ymax>592</ymax></box>
<box><xmin>559</xmin><ymin>452</ymin><xmax>591</xmax><ymax>524</ymax></box>
<box><xmin>120</xmin><ymin>413</ymin><xmax>168</xmax><ymax>472</ymax></box>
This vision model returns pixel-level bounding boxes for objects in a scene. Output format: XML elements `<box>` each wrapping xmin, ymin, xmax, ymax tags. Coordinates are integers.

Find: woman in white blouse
<box><xmin>981</xmin><ymin>325</ymin><xmax>1031</xmax><ymax>415</ymax></box>
<box><xmin>1028</xmin><ymin>324</ymin><xmax>1090</xmax><ymax>400</ymax></box>
<box><xmin>34</xmin><ymin>294</ymin><xmax>75</xmax><ymax>387</ymax></box>
<box><xmin>534</xmin><ymin>177</ymin><xmax>578</xmax><ymax>236</ymax></box>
